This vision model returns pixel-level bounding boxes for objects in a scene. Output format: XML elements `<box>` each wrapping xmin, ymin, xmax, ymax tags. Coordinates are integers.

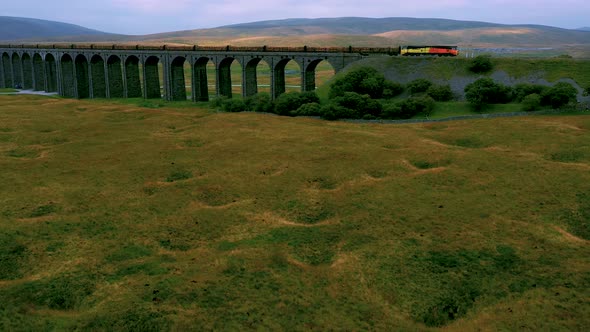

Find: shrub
<box><xmin>329</xmin><ymin>66</ymin><xmax>386</xmax><ymax>99</ymax></box>
<box><xmin>427</xmin><ymin>84</ymin><xmax>454</xmax><ymax>101</ymax></box>
<box><xmin>380</xmin><ymin>103</ymin><xmax>404</xmax><ymax>119</ymax></box>
<box><xmin>382</xmin><ymin>81</ymin><xmax>405</xmax><ymax>98</ymax></box>
<box><xmin>468</xmin><ymin>55</ymin><xmax>494</xmax><ymax>73</ymax></box>
<box><xmin>293</xmin><ymin>102</ymin><xmax>322</xmax><ymax>116</ymax></box>
<box><xmin>210</xmin><ymin>96</ymin><xmax>228</xmax><ymax>109</ymax></box>
<box><xmin>221</xmin><ymin>98</ymin><xmax>247</xmax><ymax>113</ymax></box>
<box><xmin>274</xmin><ymin>92</ymin><xmax>319</xmax><ymax>116</ymax></box>
<box><xmin>407</xmin><ymin>79</ymin><xmax>433</xmax><ymax>95</ymax></box>
<box><xmin>319</xmin><ymin>103</ymin><xmax>358</xmax><ymax>120</ymax></box>
<box><xmin>513</xmin><ymin>83</ymin><xmax>548</xmax><ymax>102</ymax></box>
<box><xmin>244</xmin><ymin>93</ymin><xmax>274</xmax><ymax>113</ymax></box>
<box><xmin>399</xmin><ymin>95</ymin><xmax>436</xmax><ymax>118</ymax></box>
<box><xmin>541</xmin><ymin>82</ymin><xmax>578</xmax><ymax>109</ymax></box>
<box><xmin>332</xmin><ymin>92</ymin><xmax>382</xmax><ymax>118</ymax></box>
<box><xmin>464</xmin><ymin>78</ymin><xmax>513</xmax><ymax>110</ymax></box>
<box><xmin>521</xmin><ymin>93</ymin><xmax>542</xmax><ymax>112</ymax></box>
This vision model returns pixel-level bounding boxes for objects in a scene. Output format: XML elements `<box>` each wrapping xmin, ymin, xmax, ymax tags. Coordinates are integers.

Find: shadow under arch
<box><xmin>2</xmin><ymin>52</ymin><xmax>13</xmax><ymax>88</ymax></box>
<box><xmin>75</xmin><ymin>54</ymin><xmax>89</xmax><ymax>99</ymax></box>
<box><xmin>145</xmin><ymin>56</ymin><xmax>161</xmax><ymax>99</ymax></box>
<box><xmin>45</xmin><ymin>54</ymin><xmax>57</xmax><ymax>93</ymax></box>
<box><xmin>193</xmin><ymin>57</ymin><xmax>212</xmax><ymax>102</ymax></box>
<box><xmin>60</xmin><ymin>54</ymin><xmax>75</xmax><ymax>97</ymax></box>
<box><xmin>125</xmin><ymin>55</ymin><xmax>142</xmax><ymax>98</ymax></box>
<box><xmin>171</xmin><ymin>56</ymin><xmax>189</xmax><ymax>101</ymax></box>
<box><xmin>107</xmin><ymin>55</ymin><xmax>124</xmax><ymax>98</ymax></box>
<box><xmin>90</xmin><ymin>54</ymin><xmax>106</xmax><ymax>98</ymax></box>
<box><xmin>12</xmin><ymin>53</ymin><xmax>22</xmax><ymax>88</ymax></box>
<box><xmin>33</xmin><ymin>53</ymin><xmax>45</xmax><ymax>91</ymax></box>
<box><xmin>21</xmin><ymin>53</ymin><xmax>33</xmax><ymax>89</ymax></box>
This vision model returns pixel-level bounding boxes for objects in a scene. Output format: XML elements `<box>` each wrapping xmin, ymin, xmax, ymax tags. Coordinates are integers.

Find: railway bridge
<box><xmin>0</xmin><ymin>44</ymin><xmax>395</xmax><ymax>101</ymax></box>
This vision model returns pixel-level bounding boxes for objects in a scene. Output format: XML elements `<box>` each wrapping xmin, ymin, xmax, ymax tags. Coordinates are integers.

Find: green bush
<box><xmin>468</xmin><ymin>55</ymin><xmax>494</xmax><ymax>73</ymax></box>
<box><xmin>332</xmin><ymin>92</ymin><xmax>382</xmax><ymax>118</ymax></box>
<box><xmin>380</xmin><ymin>103</ymin><xmax>404</xmax><ymax>119</ymax></box>
<box><xmin>541</xmin><ymin>82</ymin><xmax>578</xmax><ymax>109</ymax></box>
<box><xmin>382</xmin><ymin>81</ymin><xmax>405</xmax><ymax>98</ymax></box>
<box><xmin>427</xmin><ymin>84</ymin><xmax>454</xmax><ymax>101</ymax></box>
<box><xmin>329</xmin><ymin>67</ymin><xmax>386</xmax><ymax>99</ymax></box>
<box><xmin>464</xmin><ymin>78</ymin><xmax>513</xmax><ymax>110</ymax></box>
<box><xmin>398</xmin><ymin>95</ymin><xmax>436</xmax><ymax>118</ymax></box>
<box><xmin>274</xmin><ymin>92</ymin><xmax>320</xmax><ymax>116</ymax></box>
<box><xmin>513</xmin><ymin>83</ymin><xmax>548</xmax><ymax>102</ymax></box>
<box><xmin>293</xmin><ymin>102</ymin><xmax>322</xmax><ymax>116</ymax></box>
<box><xmin>221</xmin><ymin>98</ymin><xmax>247</xmax><ymax>113</ymax></box>
<box><xmin>407</xmin><ymin>79</ymin><xmax>433</xmax><ymax>95</ymax></box>
<box><xmin>521</xmin><ymin>93</ymin><xmax>542</xmax><ymax>112</ymax></box>
<box><xmin>319</xmin><ymin>103</ymin><xmax>358</xmax><ymax>120</ymax></box>
<box><xmin>244</xmin><ymin>93</ymin><xmax>274</xmax><ymax>113</ymax></box>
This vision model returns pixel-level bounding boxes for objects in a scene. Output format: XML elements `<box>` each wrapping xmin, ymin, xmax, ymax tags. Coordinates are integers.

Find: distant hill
<box><xmin>137</xmin><ymin>17</ymin><xmax>590</xmax><ymax>48</ymax></box>
<box><xmin>578</xmin><ymin>27</ymin><xmax>590</xmax><ymax>31</ymax></box>
<box><xmin>0</xmin><ymin>16</ymin><xmax>117</xmax><ymax>41</ymax></box>
<box><xmin>2</xmin><ymin>16</ymin><xmax>589</xmax><ymax>54</ymax></box>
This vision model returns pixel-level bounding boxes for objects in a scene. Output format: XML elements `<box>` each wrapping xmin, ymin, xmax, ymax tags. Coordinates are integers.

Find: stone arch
<box><xmin>61</xmin><ymin>54</ymin><xmax>75</xmax><ymax>97</ymax></box>
<box><xmin>2</xmin><ymin>52</ymin><xmax>12</xmax><ymax>88</ymax></box>
<box><xmin>33</xmin><ymin>53</ymin><xmax>45</xmax><ymax>91</ymax></box>
<box><xmin>244</xmin><ymin>58</ymin><xmax>270</xmax><ymax>97</ymax></box>
<box><xmin>45</xmin><ymin>54</ymin><xmax>57</xmax><ymax>93</ymax></box>
<box><xmin>304</xmin><ymin>59</ymin><xmax>335</xmax><ymax>92</ymax></box>
<box><xmin>171</xmin><ymin>56</ymin><xmax>188</xmax><ymax>101</ymax></box>
<box><xmin>90</xmin><ymin>55</ymin><xmax>106</xmax><ymax>98</ymax></box>
<box><xmin>21</xmin><ymin>53</ymin><xmax>33</xmax><ymax>89</ymax></box>
<box><xmin>193</xmin><ymin>57</ymin><xmax>212</xmax><ymax>102</ymax></box>
<box><xmin>12</xmin><ymin>53</ymin><xmax>23</xmax><ymax>88</ymax></box>
<box><xmin>218</xmin><ymin>57</ymin><xmax>242</xmax><ymax>98</ymax></box>
<box><xmin>75</xmin><ymin>54</ymin><xmax>90</xmax><ymax>99</ymax></box>
<box><xmin>145</xmin><ymin>56</ymin><xmax>161</xmax><ymax>99</ymax></box>
<box><xmin>273</xmin><ymin>58</ymin><xmax>302</xmax><ymax>98</ymax></box>
<box><xmin>107</xmin><ymin>55</ymin><xmax>124</xmax><ymax>98</ymax></box>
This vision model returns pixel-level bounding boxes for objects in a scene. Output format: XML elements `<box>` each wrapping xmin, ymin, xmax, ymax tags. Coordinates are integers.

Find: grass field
<box><xmin>0</xmin><ymin>95</ymin><xmax>589</xmax><ymax>330</ymax></box>
<box><xmin>0</xmin><ymin>88</ymin><xmax>18</xmax><ymax>93</ymax></box>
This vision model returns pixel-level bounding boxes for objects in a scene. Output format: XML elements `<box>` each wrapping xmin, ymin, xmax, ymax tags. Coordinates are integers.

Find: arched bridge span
<box><xmin>0</xmin><ymin>44</ymin><xmax>395</xmax><ymax>101</ymax></box>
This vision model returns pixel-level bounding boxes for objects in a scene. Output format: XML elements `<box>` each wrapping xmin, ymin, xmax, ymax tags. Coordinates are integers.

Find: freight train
<box><xmin>0</xmin><ymin>44</ymin><xmax>458</xmax><ymax>56</ymax></box>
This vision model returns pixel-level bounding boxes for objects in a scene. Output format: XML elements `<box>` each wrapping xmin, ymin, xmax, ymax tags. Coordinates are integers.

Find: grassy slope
<box><xmin>0</xmin><ymin>95</ymin><xmax>589</xmax><ymax>330</ymax></box>
<box><xmin>346</xmin><ymin>56</ymin><xmax>590</xmax><ymax>89</ymax></box>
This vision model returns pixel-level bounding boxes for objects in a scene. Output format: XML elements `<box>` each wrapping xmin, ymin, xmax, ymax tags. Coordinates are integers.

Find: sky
<box><xmin>3</xmin><ymin>0</ymin><xmax>590</xmax><ymax>35</ymax></box>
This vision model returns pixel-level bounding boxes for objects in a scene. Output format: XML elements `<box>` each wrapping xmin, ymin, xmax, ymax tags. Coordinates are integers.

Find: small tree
<box><xmin>427</xmin><ymin>84</ymin><xmax>454</xmax><ymax>101</ymax></box>
<box><xmin>513</xmin><ymin>83</ymin><xmax>548</xmax><ymax>102</ymax></box>
<box><xmin>541</xmin><ymin>82</ymin><xmax>578</xmax><ymax>109</ymax></box>
<box><xmin>244</xmin><ymin>93</ymin><xmax>274</xmax><ymax>113</ymax></box>
<box><xmin>521</xmin><ymin>93</ymin><xmax>542</xmax><ymax>112</ymax></box>
<box><xmin>382</xmin><ymin>81</ymin><xmax>405</xmax><ymax>98</ymax></box>
<box><xmin>398</xmin><ymin>95</ymin><xmax>436</xmax><ymax>118</ymax></box>
<box><xmin>407</xmin><ymin>78</ymin><xmax>433</xmax><ymax>95</ymax></box>
<box><xmin>274</xmin><ymin>92</ymin><xmax>320</xmax><ymax>116</ymax></box>
<box><xmin>464</xmin><ymin>78</ymin><xmax>513</xmax><ymax>110</ymax></box>
<box><xmin>332</xmin><ymin>92</ymin><xmax>382</xmax><ymax>118</ymax></box>
<box><xmin>468</xmin><ymin>55</ymin><xmax>494</xmax><ymax>73</ymax></box>
<box><xmin>329</xmin><ymin>66</ymin><xmax>386</xmax><ymax>99</ymax></box>
<box><xmin>293</xmin><ymin>102</ymin><xmax>322</xmax><ymax>116</ymax></box>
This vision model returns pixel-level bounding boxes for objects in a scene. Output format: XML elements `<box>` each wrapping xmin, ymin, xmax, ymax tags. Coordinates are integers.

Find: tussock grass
<box><xmin>0</xmin><ymin>95</ymin><xmax>589</xmax><ymax>330</ymax></box>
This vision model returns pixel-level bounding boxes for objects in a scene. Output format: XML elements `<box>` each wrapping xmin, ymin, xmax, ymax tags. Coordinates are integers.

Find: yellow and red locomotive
<box><xmin>400</xmin><ymin>45</ymin><xmax>459</xmax><ymax>56</ymax></box>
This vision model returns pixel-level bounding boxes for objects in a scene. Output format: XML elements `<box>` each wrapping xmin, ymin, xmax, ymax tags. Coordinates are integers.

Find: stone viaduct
<box><xmin>0</xmin><ymin>44</ymin><xmax>395</xmax><ymax>101</ymax></box>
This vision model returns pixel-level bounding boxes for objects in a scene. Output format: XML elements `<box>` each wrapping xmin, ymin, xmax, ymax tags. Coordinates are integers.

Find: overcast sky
<box><xmin>3</xmin><ymin>0</ymin><xmax>590</xmax><ymax>35</ymax></box>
